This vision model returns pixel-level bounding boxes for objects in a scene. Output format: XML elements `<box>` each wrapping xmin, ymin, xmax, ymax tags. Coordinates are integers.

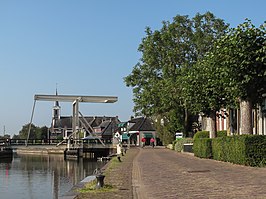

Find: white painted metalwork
<box><xmin>34</xmin><ymin>94</ymin><xmax>118</xmax><ymax>103</ymax></box>
<box><xmin>26</xmin><ymin>94</ymin><xmax>118</xmax><ymax>147</ymax></box>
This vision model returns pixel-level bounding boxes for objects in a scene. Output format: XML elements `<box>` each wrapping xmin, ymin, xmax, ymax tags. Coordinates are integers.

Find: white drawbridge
<box><xmin>26</xmin><ymin>94</ymin><xmax>118</xmax><ymax>147</ymax></box>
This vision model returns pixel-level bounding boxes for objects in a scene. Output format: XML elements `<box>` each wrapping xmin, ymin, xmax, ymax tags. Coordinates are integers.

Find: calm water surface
<box><xmin>0</xmin><ymin>153</ymin><xmax>106</xmax><ymax>199</ymax></box>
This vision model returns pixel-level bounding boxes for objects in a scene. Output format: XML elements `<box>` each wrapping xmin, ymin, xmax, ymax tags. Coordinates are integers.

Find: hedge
<box><xmin>193</xmin><ymin>131</ymin><xmax>211</xmax><ymax>159</ymax></box>
<box><xmin>193</xmin><ymin>138</ymin><xmax>212</xmax><ymax>158</ymax></box>
<box><xmin>212</xmin><ymin>136</ymin><xmax>246</xmax><ymax>164</ymax></box>
<box><xmin>192</xmin><ymin>130</ymin><xmax>227</xmax><ymax>159</ymax></box>
<box><xmin>193</xmin><ymin>131</ymin><xmax>209</xmax><ymax>140</ymax></box>
<box><xmin>173</xmin><ymin>138</ymin><xmax>193</xmax><ymax>152</ymax></box>
<box><xmin>193</xmin><ymin>130</ymin><xmax>227</xmax><ymax>140</ymax></box>
<box><xmin>216</xmin><ymin>130</ymin><xmax>227</xmax><ymax>137</ymax></box>
<box><xmin>212</xmin><ymin>135</ymin><xmax>266</xmax><ymax>167</ymax></box>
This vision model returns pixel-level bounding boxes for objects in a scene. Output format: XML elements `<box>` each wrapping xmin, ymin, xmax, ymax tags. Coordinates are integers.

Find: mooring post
<box><xmin>94</xmin><ymin>168</ymin><xmax>105</xmax><ymax>189</ymax></box>
<box><xmin>95</xmin><ymin>174</ymin><xmax>105</xmax><ymax>189</ymax></box>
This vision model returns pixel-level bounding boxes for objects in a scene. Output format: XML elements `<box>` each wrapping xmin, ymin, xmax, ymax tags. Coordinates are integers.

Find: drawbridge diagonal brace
<box><xmin>26</xmin><ymin>94</ymin><xmax>118</xmax><ymax>147</ymax></box>
<box><xmin>79</xmin><ymin>119</ymin><xmax>105</xmax><ymax>146</ymax></box>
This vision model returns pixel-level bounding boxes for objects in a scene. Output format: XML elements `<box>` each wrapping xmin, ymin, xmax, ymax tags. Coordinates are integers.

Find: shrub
<box><xmin>172</xmin><ymin>140</ymin><xmax>177</xmax><ymax>150</ymax></box>
<box><xmin>216</xmin><ymin>130</ymin><xmax>227</xmax><ymax>137</ymax></box>
<box><xmin>174</xmin><ymin>138</ymin><xmax>193</xmax><ymax>152</ymax></box>
<box><xmin>167</xmin><ymin>144</ymin><xmax>174</xmax><ymax>150</ymax></box>
<box><xmin>193</xmin><ymin>138</ymin><xmax>212</xmax><ymax>158</ymax></box>
<box><xmin>245</xmin><ymin>135</ymin><xmax>266</xmax><ymax>167</ymax></box>
<box><xmin>212</xmin><ymin>135</ymin><xmax>266</xmax><ymax>167</ymax></box>
<box><xmin>212</xmin><ymin>136</ymin><xmax>246</xmax><ymax>164</ymax></box>
<box><xmin>193</xmin><ymin>130</ymin><xmax>227</xmax><ymax>140</ymax></box>
<box><xmin>193</xmin><ymin>131</ymin><xmax>209</xmax><ymax>140</ymax></box>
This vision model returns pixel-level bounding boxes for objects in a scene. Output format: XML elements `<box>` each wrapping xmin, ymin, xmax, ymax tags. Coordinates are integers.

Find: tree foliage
<box><xmin>125</xmin><ymin>11</ymin><xmax>265</xmax><ymax>141</ymax></box>
<box><xmin>183</xmin><ymin>19</ymin><xmax>266</xmax><ymax>134</ymax></box>
<box><xmin>217</xmin><ymin>20</ymin><xmax>266</xmax><ymax>104</ymax></box>
<box><xmin>182</xmin><ymin>47</ymin><xmax>238</xmax><ymax>115</ymax></box>
<box><xmin>16</xmin><ymin>123</ymin><xmax>49</xmax><ymax>140</ymax></box>
<box><xmin>124</xmin><ymin>12</ymin><xmax>228</xmax><ymax>142</ymax></box>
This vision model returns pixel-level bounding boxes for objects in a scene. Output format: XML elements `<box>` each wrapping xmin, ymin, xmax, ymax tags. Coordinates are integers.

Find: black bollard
<box><xmin>95</xmin><ymin>174</ymin><xmax>105</xmax><ymax>189</ymax></box>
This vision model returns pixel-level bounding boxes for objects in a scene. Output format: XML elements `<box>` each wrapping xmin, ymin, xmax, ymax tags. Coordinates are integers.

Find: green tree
<box><xmin>183</xmin><ymin>19</ymin><xmax>266</xmax><ymax>136</ymax></box>
<box><xmin>17</xmin><ymin>123</ymin><xmax>49</xmax><ymax>140</ymax></box>
<box><xmin>214</xmin><ymin>20</ymin><xmax>266</xmax><ymax>134</ymax></box>
<box><xmin>182</xmin><ymin>51</ymin><xmax>236</xmax><ymax>137</ymax></box>
<box><xmin>124</xmin><ymin>12</ymin><xmax>228</xmax><ymax>142</ymax></box>
<box><xmin>18</xmin><ymin>123</ymin><xmax>35</xmax><ymax>139</ymax></box>
<box><xmin>40</xmin><ymin>126</ymin><xmax>49</xmax><ymax>139</ymax></box>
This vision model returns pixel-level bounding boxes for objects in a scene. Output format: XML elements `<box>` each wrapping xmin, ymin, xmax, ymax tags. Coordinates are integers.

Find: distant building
<box><xmin>49</xmin><ymin>94</ymin><xmax>120</xmax><ymax>141</ymax></box>
<box><xmin>119</xmin><ymin>116</ymin><xmax>156</xmax><ymax>146</ymax></box>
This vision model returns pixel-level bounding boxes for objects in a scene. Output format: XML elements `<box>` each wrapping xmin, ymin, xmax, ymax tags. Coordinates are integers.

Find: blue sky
<box><xmin>0</xmin><ymin>0</ymin><xmax>265</xmax><ymax>136</ymax></box>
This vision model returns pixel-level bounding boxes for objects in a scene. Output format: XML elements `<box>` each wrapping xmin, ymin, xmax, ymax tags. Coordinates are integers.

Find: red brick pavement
<box><xmin>132</xmin><ymin>147</ymin><xmax>266</xmax><ymax>199</ymax></box>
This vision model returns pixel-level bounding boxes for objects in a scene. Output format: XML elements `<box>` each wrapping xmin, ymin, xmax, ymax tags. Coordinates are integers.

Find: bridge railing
<box><xmin>0</xmin><ymin>139</ymin><xmax>67</xmax><ymax>146</ymax></box>
<box><xmin>0</xmin><ymin>138</ymin><xmax>114</xmax><ymax>147</ymax></box>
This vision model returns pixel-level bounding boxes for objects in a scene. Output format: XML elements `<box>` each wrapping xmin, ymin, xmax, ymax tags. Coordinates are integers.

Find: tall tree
<box><xmin>183</xmin><ymin>19</ymin><xmax>266</xmax><ymax>135</ymax></box>
<box><xmin>182</xmin><ymin>51</ymin><xmax>236</xmax><ymax>137</ymax></box>
<box><xmin>215</xmin><ymin>20</ymin><xmax>266</xmax><ymax>134</ymax></box>
<box><xmin>125</xmin><ymin>12</ymin><xmax>228</xmax><ymax>142</ymax></box>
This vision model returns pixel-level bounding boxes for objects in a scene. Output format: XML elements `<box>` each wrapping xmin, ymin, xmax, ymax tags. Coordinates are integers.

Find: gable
<box><xmin>129</xmin><ymin>117</ymin><xmax>155</xmax><ymax>131</ymax></box>
<box><xmin>51</xmin><ymin>116</ymin><xmax>121</xmax><ymax>135</ymax></box>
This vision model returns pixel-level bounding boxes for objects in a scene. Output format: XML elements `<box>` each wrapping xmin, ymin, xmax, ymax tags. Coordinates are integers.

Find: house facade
<box><xmin>118</xmin><ymin>117</ymin><xmax>156</xmax><ymax>146</ymax></box>
<box><xmin>202</xmin><ymin>96</ymin><xmax>266</xmax><ymax>135</ymax></box>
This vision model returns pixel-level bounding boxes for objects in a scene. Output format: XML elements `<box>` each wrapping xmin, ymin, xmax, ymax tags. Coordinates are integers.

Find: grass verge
<box><xmin>78</xmin><ymin>179</ymin><xmax>117</xmax><ymax>193</ymax></box>
<box><xmin>78</xmin><ymin>157</ymin><xmax>121</xmax><ymax>193</ymax></box>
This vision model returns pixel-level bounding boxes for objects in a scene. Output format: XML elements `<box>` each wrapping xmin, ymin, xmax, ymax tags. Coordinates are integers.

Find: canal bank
<box><xmin>74</xmin><ymin>146</ymin><xmax>266</xmax><ymax>199</ymax></box>
<box><xmin>15</xmin><ymin>146</ymin><xmax>65</xmax><ymax>155</ymax></box>
<box><xmin>74</xmin><ymin>147</ymin><xmax>140</xmax><ymax>199</ymax></box>
<box><xmin>15</xmin><ymin>145</ymin><xmax>116</xmax><ymax>160</ymax></box>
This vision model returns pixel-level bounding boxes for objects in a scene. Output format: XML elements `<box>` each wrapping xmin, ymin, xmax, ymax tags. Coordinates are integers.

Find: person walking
<box><xmin>122</xmin><ymin>141</ymin><xmax>127</xmax><ymax>154</ymax></box>
<box><xmin>150</xmin><ymin>137</ymin><xmax>155</xmax><ymax>148</ymax></box>
<box><xmin>141</xmin><ymin>137</ymin><xmax>146</xmax><ymax>148</ymax></box>
<box><xmin>117</xmin><ymin>143</ymin><xmax>122</xmax><ymax>162</ymax></box>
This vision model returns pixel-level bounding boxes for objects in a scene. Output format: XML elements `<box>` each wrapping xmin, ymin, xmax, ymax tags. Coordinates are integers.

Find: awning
<box><xmin>122</xmin><ymin>133</ymin><xmax>130</xmax><ymax>140</ymax></box>
<box><xmin>144</xmin><ymin>133</ymin><xmax>153</xmax><ymax>138</ymax></box>
<box><xmin>118</xmin><ymin>122</ymin><xmax>127</xmax><ymax>127</ymax></box>
<box><xmin>128</xmin><ymin>131</ymin><xmax>139</xmax><ymax>134</ymax></box>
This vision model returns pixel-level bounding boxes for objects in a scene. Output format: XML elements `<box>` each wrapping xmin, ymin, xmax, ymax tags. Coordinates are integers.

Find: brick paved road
<box><xmin>132</xmin><ymin>147</ymin><xmax>266</xmax><ymax>199</ymax></box>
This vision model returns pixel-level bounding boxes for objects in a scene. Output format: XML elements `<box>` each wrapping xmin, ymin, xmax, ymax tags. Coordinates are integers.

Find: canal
<box><xmin>0</xmin><ymin>153</ymin><xmax>106</xmax><ymax>199</ymax></box>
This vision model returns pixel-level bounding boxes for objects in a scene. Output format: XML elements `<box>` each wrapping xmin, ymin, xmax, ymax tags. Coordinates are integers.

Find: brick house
<box><xmin>202</xmin><ymin>95</ymin><xmax>266</xmax><ymax>135</ymax></box>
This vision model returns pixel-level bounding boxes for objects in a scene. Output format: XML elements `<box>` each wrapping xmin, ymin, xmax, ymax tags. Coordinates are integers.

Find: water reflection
<box><xmin>0</xmin><ymin>154</ymin><xmax>106</xmax><ymax>199</ymax></box>
<box><xmin>0</xmin><ymin>157</ymin><xmax>12</xmax><ymax>164</ymax></box>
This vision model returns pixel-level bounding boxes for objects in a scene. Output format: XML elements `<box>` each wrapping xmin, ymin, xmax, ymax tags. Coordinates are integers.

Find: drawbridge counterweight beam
<box><xmin>34</xmin><ymin>94</ymin><xmax>118</xmax><ymax>103</ymax></box>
